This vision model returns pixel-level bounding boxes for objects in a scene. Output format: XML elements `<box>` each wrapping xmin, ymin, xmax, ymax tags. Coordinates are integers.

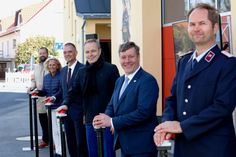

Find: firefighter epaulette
<box><xmin>221</xmin><ymin>51</ymin><xmax>234</xmax><ymax>58</ymax></box>
<box><xmin>177</xmin><ymin>51</ymin><xmax>193</xmax><ymax>58</ymax></box>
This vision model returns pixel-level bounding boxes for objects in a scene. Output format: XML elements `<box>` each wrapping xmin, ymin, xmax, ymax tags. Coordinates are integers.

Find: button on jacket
<box><xmin>163</xmin><ymin>45</ymin><xmax>236</xmax><ymax>157</ymax></box>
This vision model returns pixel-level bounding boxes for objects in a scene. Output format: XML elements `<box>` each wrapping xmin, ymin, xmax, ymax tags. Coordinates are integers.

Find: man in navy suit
<box><xmin>93</xmin><ymin>41</ymin><xmax>159</xmax><ymax>157</ymax></box>
<box><xmin>56</xmin><ymin>43</ymin><xmax>87</xmax><ymax>157</ymax></box>
<box><xmin>154</xmin><ymin>3</ymin><xmax>236</xmax><ymax>157</ymax></box>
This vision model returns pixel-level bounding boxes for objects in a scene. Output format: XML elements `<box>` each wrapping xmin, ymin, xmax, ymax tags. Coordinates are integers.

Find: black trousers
<box><xmin>65</xmin><ymin>114</ymin><xmax>88</xmax><ymax>157</ymax></box>
<box><xmin>39</xmin><ymin>113</ymin><xmax>49</xmax><ymax>143</ymax></box>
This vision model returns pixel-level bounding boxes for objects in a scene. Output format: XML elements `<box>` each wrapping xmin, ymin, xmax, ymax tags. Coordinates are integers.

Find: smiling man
<box><xmin>93</xmin><ymin>41</ymin><xmax>159</xmax><ymax>157</ymax></box>
<box><xmin>153</xmin><ymin>3</ymin><xmax>236</xmax><ymax>157</ymax></box>
<box><xmin>61</xmin><ymin>39</ymin><xmax>119</xmax><ymax>157</ymax></box>
<box><xmin>56</xmin><ymin>43</ymin><xmax>88</xmax><ymax>157</ymax></box>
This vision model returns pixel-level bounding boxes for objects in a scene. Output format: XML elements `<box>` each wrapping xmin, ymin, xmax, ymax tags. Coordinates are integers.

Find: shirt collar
<box><xmin>68</xmin><ymin>61</ymin><xmax>77</xmax><ymax>74</ymax></box>
<box><xmin>125</xmin><ymin>66</ymin><xmax>141</xmax><ymax>83</ymax></box>
<box><xmin>192</xmin><ymin>44</ymin><xmax>216</xmax><ymax>62</ymax></box>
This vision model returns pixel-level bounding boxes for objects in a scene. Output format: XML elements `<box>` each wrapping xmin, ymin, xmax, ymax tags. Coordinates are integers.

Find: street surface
<box><xmin>0</xmin><ymin>91</ymin><xmax>172</xmax><ymax>157</ymax></box>
<box><xmin>0</xmin><ymin>92</ymin><xmax>48</xmax><ymax>157</ymax></box>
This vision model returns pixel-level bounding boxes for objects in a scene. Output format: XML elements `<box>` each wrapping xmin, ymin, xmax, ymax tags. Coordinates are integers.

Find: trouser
<box><xmin>85</xmin><ymin>124</ymin><xmax>116</xmax><ymax>157</ymax></box>
<box><xmin>121</xmin><ymin>152</ymin><xmax>157</xmax><ymax>157</ymax></box>
<box><xmin>65</xmin><ymin>114</ymin><xmax>88</xmax><ymax>157</ymax></box>
<box><xmin>39</xmin><ymin>113</ymin><xmax>49</xmax><ymax>143</ymax></box>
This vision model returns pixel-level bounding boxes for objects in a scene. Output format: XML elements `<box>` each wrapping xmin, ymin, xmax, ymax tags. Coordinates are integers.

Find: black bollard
<box><xmin>57</xmin><ymin>110</ymin><xmax>67</xmax><ymax>157</ymax></box>
<box><xmin>32</xmin><ymin>94</ymin><xmax>39</xmax><ymax>157</ymax></box>
<box><xmin>45</xmin><ymin>102</ymin><xmax>54</xmax><ymax>157</ymax></box>
<box><xmin>29</xmin><ymin>93</ymin><xmax>34</xmax><ymax>150</ymax></box>
<box><xmin>94</xmin><ymin>127</ymin><xmax>104</xmax><ymax>157</ymax></box>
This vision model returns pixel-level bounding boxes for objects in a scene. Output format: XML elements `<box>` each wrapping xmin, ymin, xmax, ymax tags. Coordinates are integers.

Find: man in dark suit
<box><xmin>60</xmin><ymin>39</ymin><xmax>119</xmax><ymax>157</ymax></box>
<box><xmin>93</xmin><ymin>41</ymin><xmax>159</xmax><ymax>157</ymax></box>
<box><xmin>153</xmin><ymin>3</ymin><xmax>236</xmax><ymax>157</ymax></box>
<box><xmin>56</xmin><ymin>43</ymin><xmax>87</xmax><ymax>157</ymax></box>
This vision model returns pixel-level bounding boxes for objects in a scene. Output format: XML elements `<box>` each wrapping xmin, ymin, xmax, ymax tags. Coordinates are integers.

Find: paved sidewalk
<box><xmin>0</xmin><ymin>81</ymin><xmax>27</xmax><ymax>93</ymax></box>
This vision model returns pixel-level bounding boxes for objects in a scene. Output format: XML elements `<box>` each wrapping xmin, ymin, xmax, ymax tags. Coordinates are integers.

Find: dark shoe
<box><xmin>38</xmin><ymin>140</ymin><xmax>48</xmax><ymax>149</ymax></box>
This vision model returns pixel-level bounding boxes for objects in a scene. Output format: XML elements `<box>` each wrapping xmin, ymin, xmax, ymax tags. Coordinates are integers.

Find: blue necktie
<box><xmin>191</xmin><ymin>59</ymin><xmax>197</xmax><ymax>70</ymax></box>
<box><xmin>119</xmin><ymin>77</ymin><xmax>129</xmax><ymax>99</ymax></box>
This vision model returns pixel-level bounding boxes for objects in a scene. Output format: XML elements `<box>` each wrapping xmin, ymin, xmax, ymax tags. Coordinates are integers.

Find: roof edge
<box><xmin>77</xmin><ymin>13</ymin><xmax>111</xmax><ymax>19</ymax></box>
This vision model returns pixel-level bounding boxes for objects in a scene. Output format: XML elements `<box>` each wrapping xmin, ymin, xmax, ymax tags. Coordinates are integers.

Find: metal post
<box><xmin>29</xmin><ymin>93</ymin><xmax>34</xmax><ymax>150</ymax></box>
<box><xmin>45</xmin><ymin>104</ymin><xmax>54</xmax><ymax>157</ymax></box>
<box><xmin>32</xmin><ymin>96</ymin><xmax>39</xmax><ymax>157</ymax></box>
<box><xmin>57</xmin><ymin>112</ymin><xmax>67</xmax><ymax>157</ymax></box>
<box><xmin>156</xmin><ymin>140</ymin><xmax>172</xmax><ymax>157</ymax></box>
<box><xmin>156</xmin><ymin>116</ymin><xmax>172</xmax><ymax>157</ymax></box>
<box><xmin>95</xmin><ymin>128</ymin><xmax>104</xmax><ymax>157</ymax></box>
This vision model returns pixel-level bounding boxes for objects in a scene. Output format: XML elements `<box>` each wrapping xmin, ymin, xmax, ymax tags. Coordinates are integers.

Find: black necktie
<box><xmin>191</xmin><ymin>59</ymin><xmax>197</xmax><ymax>70</ymax></box>
<box><xmin>67</xmin><ymin>68</ymin><xmax>72</xmax><ymax>83</ymax></box>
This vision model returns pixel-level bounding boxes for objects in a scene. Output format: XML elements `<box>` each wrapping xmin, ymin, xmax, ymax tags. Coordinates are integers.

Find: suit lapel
<box><xmin>114</xmin><ymin>68</ymin><xmax>143</xmax><ymax>112</ymax></box>
<box><xmin>61</xmin><ymin>67</ymin><xmax>68</xmax><ymax>90</ymax></box>
<box><xmin>67</xmin><ymin>62</ymin><xmax>82</xmax><ymax>88</ymax></box>
<box><xmin>184</xmin><ymin>46</ymin><xmax>219</xmax><ymax>81</ymax></box>
<box><xmin>70</xmin><ymin>62</ymin><xmax>79</xmax><ymax>82</ymax></box>
<box><xmin>114</xmin><ymin>77</ymin><xmax>124</xmax><ymax>112</ymax></box>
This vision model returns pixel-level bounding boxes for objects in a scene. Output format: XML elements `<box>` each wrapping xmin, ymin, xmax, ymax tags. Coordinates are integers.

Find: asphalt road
<box><xmin>0</xmin><ymin>92</ymin><xmax>48</xmax><ymax>157</ymax></box>
<box><xmin>0</xmin><ymin>91</ymin><xmax>173</xmax><ymax>157</ymax></box>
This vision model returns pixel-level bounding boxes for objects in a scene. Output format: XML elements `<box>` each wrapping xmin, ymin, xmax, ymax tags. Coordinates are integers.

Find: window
<box><xmin>13</xmin><ymin>39</ymin><xmax>17</xmax><ymax>49</ymax></box>
<box><xmin>184</xmin><ymin>0</ymin><xmax>231</xmax><ymax>13</ymax></box>
<box><xmin>7</xmin><ymin>41</ymin><xmax>9</xmax><ymax>57</ymax></box>
<box><xmin>218</xmin><ymin>0</ymin><xmax>230</xmax><ymax>12</ymax></box>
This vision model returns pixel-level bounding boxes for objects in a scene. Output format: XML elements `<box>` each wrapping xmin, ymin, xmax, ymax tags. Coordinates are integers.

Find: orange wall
<box><xmin>162</xmin><ymin>25</ymin><xmax>176</xmax><ymax>107</ymax></box>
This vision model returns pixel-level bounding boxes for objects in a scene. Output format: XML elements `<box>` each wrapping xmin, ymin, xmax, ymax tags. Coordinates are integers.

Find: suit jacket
<box><xmin>57</xmin><ymin>61</ymin><xmax>84</xmax><ymax>120</ymax></box>
<box><xmin>30</xmin><ymin>63</ymin><xmax>48</xmax><ymax>113</ymax></box>
<box><xmin>76</xmin><ymin>62</ymin><xmax>119</xmax><ymax>124</ymax></box>
<box><xmin>105</xmin><ymin>68</ymin><xmax>159</xmax><ymax>154</ymax></box>
<box><xmin>163</xmin><ymin>45</ymin><xmax>236</xmax><ymax>157</ymax></box>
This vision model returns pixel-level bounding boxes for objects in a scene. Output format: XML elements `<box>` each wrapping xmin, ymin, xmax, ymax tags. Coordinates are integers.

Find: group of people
<box><xmin>28</xmin><ymin>3</ymin><xmax>236</xmax><ymax>157</ymax></box>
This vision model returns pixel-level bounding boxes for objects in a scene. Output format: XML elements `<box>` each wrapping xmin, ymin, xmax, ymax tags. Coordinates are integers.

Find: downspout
<box><xmin>81</xmin><ymin>19</ymin><xmax>86</xmax><ymax>64</ymax></box>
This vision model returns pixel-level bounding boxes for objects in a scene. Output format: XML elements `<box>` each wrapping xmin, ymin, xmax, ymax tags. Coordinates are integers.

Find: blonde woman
<box><xmin>37</xmin><ymin>58</ymin><xmax>63</xmax><ymax>157</ymax></box>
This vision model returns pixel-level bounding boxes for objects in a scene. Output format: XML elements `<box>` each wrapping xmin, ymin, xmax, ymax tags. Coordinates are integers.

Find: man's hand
<box><xmin>154</xmin><ymin>121</ymin><xmax>182</xmax><ymax>134</ymax></box>
<box><xmin>56</xmin><ymin>105</ymin><xmax>68</xmax><ymax>112</ymax></box>
<box><xmin>153</xmin><ymin>121</ymin><xmax>182</xmax><ymax>146</ymax></box>
<box><xmin>153</xmin><ymin>131</ymin><xmax>167</xmax><ymax>146</ymax></box>
<box><xmin>93</xmin><ymin>113</ymin><xmax>111</xmax><ymax>129</ymax></box>
<box><xmin>43</xmin><ymin>97</ymin><xmax>55</xmax><ymax>104</ymax></box>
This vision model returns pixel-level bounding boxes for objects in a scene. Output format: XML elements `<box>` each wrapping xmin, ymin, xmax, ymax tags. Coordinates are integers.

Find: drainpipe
<box><xmin>81</xmin><ymin>19</ymin><xmax>86</xmax><ymax>64</ymax></box>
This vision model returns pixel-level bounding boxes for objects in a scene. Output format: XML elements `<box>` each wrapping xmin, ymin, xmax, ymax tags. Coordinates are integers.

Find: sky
<box><xmin>0</xmin><ymin>0</ymin><xmax>43</xmax><ymax>19</ymax></box>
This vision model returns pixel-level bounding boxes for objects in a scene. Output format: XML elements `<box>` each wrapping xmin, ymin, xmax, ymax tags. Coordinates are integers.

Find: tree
<box><xmin>15</xmin><ymin>36</ymin><xmax>58</xmax><ymax>65</ymax></box>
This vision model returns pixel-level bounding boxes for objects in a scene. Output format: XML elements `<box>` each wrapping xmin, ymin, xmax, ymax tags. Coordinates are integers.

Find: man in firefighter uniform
<box><xmin>154</xmin><ymin>3</ymin><xmax>236</xmax><ymax>157</ymax></box>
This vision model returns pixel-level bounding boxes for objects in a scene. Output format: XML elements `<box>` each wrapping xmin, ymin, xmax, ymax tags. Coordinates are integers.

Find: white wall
<box><xmin>19</xmin><ymin>0</ymin><xmax>64</xmax><ymax>43</ymax></box>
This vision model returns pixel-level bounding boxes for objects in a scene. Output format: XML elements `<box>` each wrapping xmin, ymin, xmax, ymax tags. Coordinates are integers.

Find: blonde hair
<box><xmin>44</xmin><ymin>57</ymin><xmax>62</xmax><ymax>72</ymax></box>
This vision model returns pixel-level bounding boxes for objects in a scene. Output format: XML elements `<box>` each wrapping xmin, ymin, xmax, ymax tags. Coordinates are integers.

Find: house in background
<box><xmin>0</xmin><ymin>0</ymin><xmax>63</xmax><ymax>80</ymax></box>
<box><xmin>64</xmin><ymin>0</ymin><xmax>111</xmax><ymax>63</ymax></box>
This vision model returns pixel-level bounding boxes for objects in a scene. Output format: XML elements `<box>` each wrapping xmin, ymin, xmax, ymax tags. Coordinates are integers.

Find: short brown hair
<box><xmin>187</xmin><ymin>3</ymin><xmax>219</xmax><ymax>27</ymax></box>
<box><xmin>64</xmin><ymin>42</ymin><xmax>76</xmax><ymax>48</ymax></box>
<box><xmin>39</xmin><ymin>47</ymin><xmax>48</xmax><ymax>54</ymax></box>
<box><xmin>118</xmin><ymin>41</ymin><xmax>140</xmax><ymax>55</ymax></box>
<box><xmin>84</xmin><ymin>39</ymin><xmax>101</xmax><ymax>49</ymax></box>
